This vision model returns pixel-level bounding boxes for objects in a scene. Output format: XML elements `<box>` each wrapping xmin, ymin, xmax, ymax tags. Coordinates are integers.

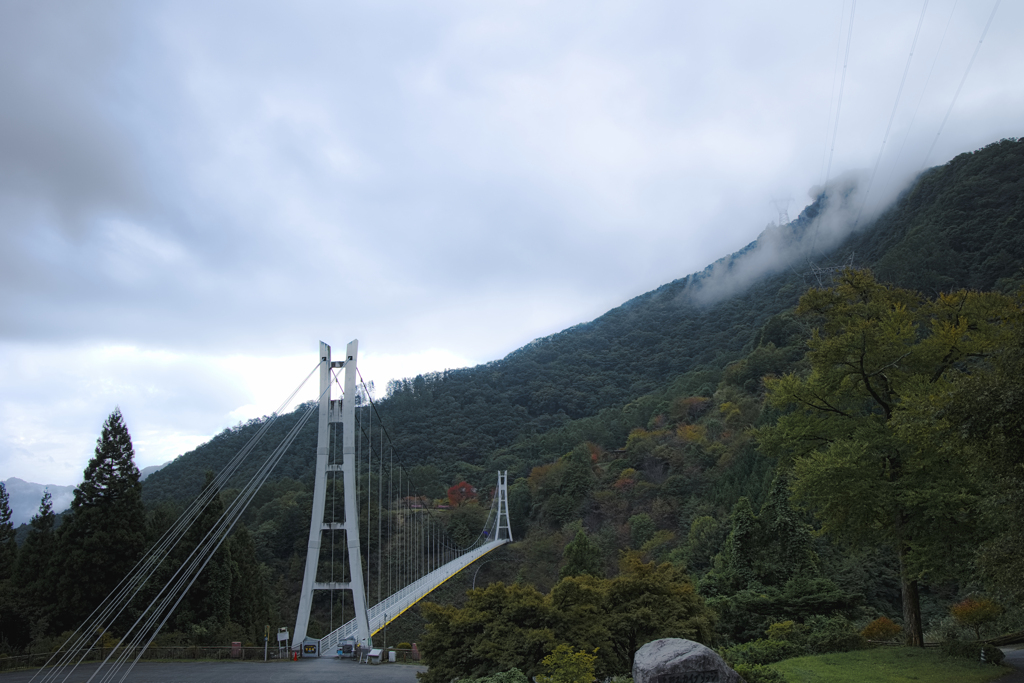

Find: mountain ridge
<box><xmin>142</xmin><ymin>137</ymin><xmax>1023</xmax><ymax>506</ymax></box>
<box><xmin>3</xmin><ymin>477</ymin><xmax>75</xmax><ymax>526</ymax></box>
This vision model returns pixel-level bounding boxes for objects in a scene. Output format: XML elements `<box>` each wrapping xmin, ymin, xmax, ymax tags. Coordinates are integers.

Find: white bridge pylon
<box><xmin>293</xmin><ymin>340</ymin><xmax>514</xmax><ymax>653</ymax></box>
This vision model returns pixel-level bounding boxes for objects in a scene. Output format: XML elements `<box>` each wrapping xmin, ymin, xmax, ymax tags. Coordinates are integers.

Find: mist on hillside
<box><xmin>689</xmin><ymin>167</ymin><xmax>919</xmax><ymax>305</ymax></box>
<box><xmin>3</xmin><ymin>477</ymin><xmax>75</xmax><ymax>526</ymax></box>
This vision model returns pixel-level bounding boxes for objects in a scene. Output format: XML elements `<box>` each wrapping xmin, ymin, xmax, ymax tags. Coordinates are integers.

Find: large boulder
<box><xmin>632</xmin><ymin>638</ymin><xmax>744</xmax><ymax>683</ymax></box>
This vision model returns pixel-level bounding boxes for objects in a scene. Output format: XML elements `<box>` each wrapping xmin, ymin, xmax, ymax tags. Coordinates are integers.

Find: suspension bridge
<box><xmin>30</xmin><ymin>339</ymin><xmax>513</xmax><ymax>683</ymax></box>
<box><xmin>296</xmin><ymin>340</ymin><xmax>513</xmax><ymax>655</ymax></box>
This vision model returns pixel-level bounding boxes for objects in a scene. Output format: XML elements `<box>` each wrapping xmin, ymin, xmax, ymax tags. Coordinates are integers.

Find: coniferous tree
<box><xmin>228</xmin><ymin>527</ymin><xmax>268</xmax><ymax>640</ymax></box>
<box><xmin>559</xmin><ymin>529</ymin><xmax>603</xmax><ymax>579</ymax></box>
<box><xmin>756</xmin><ymin>475</ymin><xmax>818</xmax><ymax>586</ymax></box>
<box><xmin>0</xmin><ymin>483</ymin><xmax>17</xmax><ymax>581</ymax></box>
<box><xmin>172</xmin><ymin>472</ymin><xmax>232</xmax><ymax>637</ymax></box>
<box><xmin>57</xmin><ymin>408</ymin><xmax>148</xmax><ymax>632</ymax></box>
<box><xmin>0</xmin><ymin>482</ymin><xmax>25</xmax><ymax>648</ymax></box>
<box><xmin>15</xmin><ymin>492</ymin><xmax>59</xmax><ymax>639</ymax></box>
<box><xmin>708</xmin><ymin>497</ymin><xmax>759</xmax><ymax>594</ymax></box>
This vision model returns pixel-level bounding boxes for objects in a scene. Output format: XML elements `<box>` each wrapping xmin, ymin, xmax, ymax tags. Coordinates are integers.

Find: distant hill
<box><xmin>3</xmin><ymin>477</ymin><xmax>75</xmax><ymax>526</ymax></box>
<box><xmin>143</xmin><ymin>137</ymin><xmax>1024</xmax><ymax>506</ymax></box>
<box><xmin>139</xmin><ymin>461</ymin><xmax>171</xmax><ymax>481</ymax></box>
<box><xmin>5</xmin><ymin>461</ymin><xmax>168</xmax><ymax>527</ymax></box>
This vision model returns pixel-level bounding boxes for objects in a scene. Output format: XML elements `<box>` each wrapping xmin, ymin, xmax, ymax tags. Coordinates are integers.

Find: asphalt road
<box><xmin>999</xmin><ymin>646</ymin><xmax>1024</xmax><ymax>682</ymax></box>
<box><xmin>0</xmin><ymin>658</ymin><xmax>427</xmax><ymax>683</ymax></box>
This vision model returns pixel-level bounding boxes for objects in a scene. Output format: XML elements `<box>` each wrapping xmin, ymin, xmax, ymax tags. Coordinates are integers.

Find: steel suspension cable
<box><xmin>105</xmin><ymin>393</ymin><xmax>324</xmax><ymax>683</ymax></box>
<box><xmin>33</xmin><ymin>364</ymin><xmax>320</xmax><ymax>683</ymax></box>
<box><xmin>355</xmin><ymin>371</ymin><xmax>496</xmax><ymax>554</ymax></box>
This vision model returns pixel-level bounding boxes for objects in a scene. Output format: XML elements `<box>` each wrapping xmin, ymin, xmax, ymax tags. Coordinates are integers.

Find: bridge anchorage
<box><xmin>293</xmin><ymin>340</ymin><xmax>514</xmax><ymax>655</ymax></box>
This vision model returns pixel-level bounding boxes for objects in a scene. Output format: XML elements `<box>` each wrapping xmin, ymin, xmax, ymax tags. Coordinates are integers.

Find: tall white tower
<box><xmin>293</xmin><ymin>340</ymin><xmax>370</xmax><ymax>650</ymax></box>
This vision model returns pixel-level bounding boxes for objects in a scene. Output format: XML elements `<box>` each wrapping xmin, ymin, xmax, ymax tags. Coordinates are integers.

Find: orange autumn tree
<box><xmin>951</xmin><ymin>598</ymin><xmax>1002</xmax><ymax>640</ymax></box>
<box><xmin>447</xmin><ymin>481</ymin><xmax>477</xmax><ymax>507</ymax></box>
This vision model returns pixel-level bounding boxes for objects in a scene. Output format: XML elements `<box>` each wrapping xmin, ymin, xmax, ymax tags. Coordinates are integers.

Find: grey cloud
<box><xmin>1</xmin><ymin>0</ymin><xmax>1023</xmax><ymax>483</ymax></box>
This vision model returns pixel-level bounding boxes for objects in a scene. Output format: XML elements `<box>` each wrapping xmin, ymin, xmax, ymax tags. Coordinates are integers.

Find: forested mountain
<box><xmin>147</xmin><ymin>137</ymin><xmax>1022</xmax><ymax>507</ymax></box>
<box><xmin>23</xmin><ymin>136</ymin><xmax>1018</xmax><ymax>660</ymax></box>
<box><xmin>381</xmin><ymin>138</ymin><xmax>1023</xmax><ymax>476</ymax></box>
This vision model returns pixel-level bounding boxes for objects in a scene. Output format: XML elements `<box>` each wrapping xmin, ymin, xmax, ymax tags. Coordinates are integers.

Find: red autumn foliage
<box><xmin>447</xmin><ymin>481</ymin><xmax>477</xmax><ymax>507</ymax></box>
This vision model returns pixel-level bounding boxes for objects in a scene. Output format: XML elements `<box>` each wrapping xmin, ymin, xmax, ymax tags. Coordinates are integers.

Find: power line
<box><xmin>820</xmin><ymin>0</ymin><xmax>849</xmax><ymax>185</ymax></box>
<box><xmin>852</xmin><ymin>0</ymin><xmax>930</xmax><ymax>229</ymax></box>
<box><xmin>922</xmin><ymin>0</ymin><xmax>1001</xmax><ymax>168</ymax></box>
<box><xmin>885</xmin><ymin>0</ymin><xmax>959</xmax><ymax>190</ymax></box>
<box><xmin>810</xmin><ymin>0</ymin><xmax>858</xmax><ymax>258</ymax></box>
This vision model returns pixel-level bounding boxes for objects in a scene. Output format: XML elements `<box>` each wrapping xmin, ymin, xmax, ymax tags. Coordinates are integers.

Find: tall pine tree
<box><xmin>56</xmin><ymin>408</ymin><xmax>148</xmax><ymax>632</ymax></box>
<box><xmin>0</xmin><ymin>482</ymin><xmax>27</xmax><ymax>648</ymax></box>
<box><xmin>228</xmin><ymin>527</ymin><xmax>269</xmax><ymax>641</ymax></box>
<box><xmin>171</xmin><ymin>471</ymin><xmax>232</xmax><ymax>637</ymax></box>
<box><xmin>560</xmin><ymin>528</ymin><xmax>604</xmax><ymax>579</ymax></box>
<box><xmin>0</xmin><ymin>483</ymin><xmax>17</xmax><ymax>581</ymax></box>
<box><xmin>14</xmin><ymin>492</ymin><xmax>59</xmax><ymax>640</ymax></box>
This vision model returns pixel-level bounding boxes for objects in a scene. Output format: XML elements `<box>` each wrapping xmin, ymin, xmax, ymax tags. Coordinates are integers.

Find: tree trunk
<box><xmin>898</xmin><ymin>546</ymin><xmax>925</xmax><ymax>647</ymax></box>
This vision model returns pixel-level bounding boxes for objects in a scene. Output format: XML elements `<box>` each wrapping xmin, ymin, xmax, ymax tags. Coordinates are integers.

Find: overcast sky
<box><xmin>1</xmin><ymin>0</ymin><xmax>1021</xmax><ymax>489</ymax></box>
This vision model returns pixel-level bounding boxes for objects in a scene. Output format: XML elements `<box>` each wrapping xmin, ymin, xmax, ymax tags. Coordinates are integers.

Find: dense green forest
<box><xmin>3</xmin><ymin>138</ymin><xmax>1021</xmax><ymax>677</ymax></box>
<box><xmin>139</xmin><ymin>138</ymin><xmax>1023</xmax><ymax>504</ymax></box>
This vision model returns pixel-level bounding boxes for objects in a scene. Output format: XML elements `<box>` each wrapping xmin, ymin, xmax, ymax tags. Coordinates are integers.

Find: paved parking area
<box><xmin>0</xmin><ymin>657</ymin><xmax>427</xmax><ymax>683</ymax></box>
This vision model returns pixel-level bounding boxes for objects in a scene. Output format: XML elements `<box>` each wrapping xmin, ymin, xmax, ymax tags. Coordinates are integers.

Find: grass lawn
<box><xmin>771</xmin><ymin>647</ymin><xmax>1011</xmax><ymax>683</ymax></box>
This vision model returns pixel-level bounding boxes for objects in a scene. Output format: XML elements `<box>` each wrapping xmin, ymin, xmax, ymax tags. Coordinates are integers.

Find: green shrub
<box><xmin>395</xmin><ymin>641</ymin><xmax>412</xmax><ymax>650</ymax></box>
<box><xmin>940</xmin><ymin>641</ymin><xmax>1005</xmax><ymax>666</ymax></box>
<box><xmin>536</xmin><ymin>644</ymin><xmax>597</xmax><ymax>683</ymax></box>
<box><xmin>804</xmin><ymin>615</ymin><xmax>867</xmax><ymax>654</ymax></box>
<box><xmin>861</xmin><ymin>616</ymin><xmax>902</xmax><ymax>642</ymax></box>
<box><xmin>462</xmin><ymin>668</ymin><xmax>530</xmax><ymax>683</ymax></box>
<box><xmin>766</xmin><ymin>620</ymin><xmax>808</xmax><ymax>645</ymax></box>
<box><xmin>724</xmin><ymin>639</ymin><xmax>806</xmax><ymax>666</ymax></box>
<box><xmin>733</xmin><ymin>663</ymin><xmax>786</xmax><ymax>683</ymax></box>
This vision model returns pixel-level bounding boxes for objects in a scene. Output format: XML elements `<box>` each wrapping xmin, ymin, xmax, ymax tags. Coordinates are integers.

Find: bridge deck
<box><xmin>320</xmin><ymin>538</ymin><xmax>509</xmax><ymax>653</ymax></box>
